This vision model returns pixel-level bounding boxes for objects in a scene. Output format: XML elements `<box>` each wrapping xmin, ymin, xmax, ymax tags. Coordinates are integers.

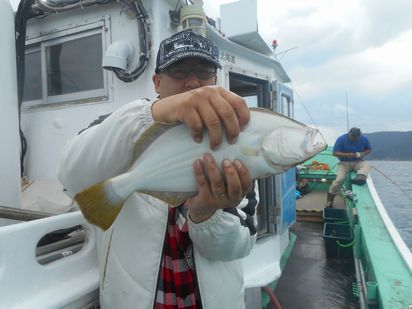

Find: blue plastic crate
<box><xmin>323</xmin><ymin>208</ymin><xmax>348</xmax><ymax>223</ymax></box>
<box><xmin>323</xmin><ymin>223</ymin><xmax>353</xmax><ymax>258</ymax></box>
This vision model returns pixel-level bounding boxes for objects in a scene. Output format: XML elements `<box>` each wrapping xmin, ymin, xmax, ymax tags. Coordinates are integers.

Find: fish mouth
<box><xmin>303</xmin><ymin>128</ymin><xmax>328</xmax><ymax>156</ymax></box>
<box><xmin>262</xmin><ymin>126</ymin><xmax>327</xmax><ymax>168</ymax></box>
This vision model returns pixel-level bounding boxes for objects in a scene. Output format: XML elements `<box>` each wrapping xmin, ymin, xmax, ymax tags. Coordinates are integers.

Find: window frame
<box><xmin>22</xmin><ymin>45</ymin><xmax>42</xmax><ymax>102</ymax></box>
<box><xmin>278</xmin><ymin>85</ymin><xmax>294</xmax><ymax>118</ymax></box>
<box><xmin>23</xmin><ymin>18</ymin><xmax>110</xmax><ymax>110</ymax></box>
<box><xmin>273</xmin><ymin>81</ymin><xmax>296</xmax><ymax>234</ymax></box>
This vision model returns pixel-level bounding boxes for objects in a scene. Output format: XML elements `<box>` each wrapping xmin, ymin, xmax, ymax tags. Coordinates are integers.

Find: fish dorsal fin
<box><xmin>249</xmin><ymin>107</ymin><xmax>278</xmax><ymax>115</ymax></box>
<box><xmin>249</xmin><ymin>106</ymin><xmax>272</xmax><ymax>113</ymax></box>
<box><xmin>130</xmin><ymin>122</ymin><xmax>179</xmax><ymax>167</ymax></box>
<box><xmin>140</xmin><ymin>190</ymin><xmax>196</xmax><ymax>207</ymax></box>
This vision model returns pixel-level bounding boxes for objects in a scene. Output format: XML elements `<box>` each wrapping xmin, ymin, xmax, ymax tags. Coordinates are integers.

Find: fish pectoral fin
<box><xmin>139</xmin><ymin>190</ymin><xmax>196</xmax><ymax>207</ymax></box>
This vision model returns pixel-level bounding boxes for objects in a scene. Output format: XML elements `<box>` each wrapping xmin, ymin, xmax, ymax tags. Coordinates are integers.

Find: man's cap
<box><xmin>349</xmin><ymin>127</ymin><xmax>361</xmax><ymax>137</ymax></box>
<box><xmin>155</xmin><ymin>30</ymin><xmax>221</xmax><ymax>73</ymax></box>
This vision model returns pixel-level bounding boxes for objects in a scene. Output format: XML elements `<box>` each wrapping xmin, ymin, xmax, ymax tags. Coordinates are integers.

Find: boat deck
<box><xmin>267</xmin><ymin>191</ymin><xmax>358</xmax><ymax>309</ymax></box>
<box><xmin>297</xmin><ymin>191</ymin><xmax>346</xmax><ymax>211</ymax></box>
<box><xmin>295</xmin><ymin>191</ymin><xmax>346</xmax><ymax>222</ymax></box>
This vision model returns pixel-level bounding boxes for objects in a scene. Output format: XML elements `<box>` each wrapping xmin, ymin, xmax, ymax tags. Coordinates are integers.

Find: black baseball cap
<box><xmin>155</xmin><ymin>30</ymin><xmax>221</xmax><ymax>74</ymax></box>
<box><xmin>349</xmin><ymin>127</ymin><xmax>361</xmax><ymax>137</ymax></box>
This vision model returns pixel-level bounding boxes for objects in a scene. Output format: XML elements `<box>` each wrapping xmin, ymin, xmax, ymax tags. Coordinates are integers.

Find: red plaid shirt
<box><xmin>155</xmin><ymin>205</ymin><xmax>201</xmax><ymax>308</ymax></box>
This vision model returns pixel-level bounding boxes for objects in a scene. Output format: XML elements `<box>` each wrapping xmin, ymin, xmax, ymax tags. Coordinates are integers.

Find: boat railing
<box><xmin>0</xmin><ymin>211</ymin><xmax>99</xmax><ymax>308</ymax></box>
<box><xmin>0</xmin><ymin>205</ymin><xmax>51</xmax><ymax>221</ymax></box>
<box><xmin>366</xmin><ymin>176</ymin><xmax>412</xmax><ymax>272</ymax></box>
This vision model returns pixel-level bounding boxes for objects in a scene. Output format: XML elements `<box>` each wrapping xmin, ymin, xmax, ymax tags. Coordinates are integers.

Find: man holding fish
<box><xmin>59</xmin><ymin>30</ymin><xmax>259</xmax><ymax>309</ymax></box>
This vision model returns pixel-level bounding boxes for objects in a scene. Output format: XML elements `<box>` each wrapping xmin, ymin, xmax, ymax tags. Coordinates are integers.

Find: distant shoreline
<box><xmin>369</xmin><ymin>159</ymin><xmax>412</xmax><ymax>162</ymax></box>
<box><xmin>364</xmin><ymin>131</ymin><xmax>412</xmax><ymax>161</ymax></box>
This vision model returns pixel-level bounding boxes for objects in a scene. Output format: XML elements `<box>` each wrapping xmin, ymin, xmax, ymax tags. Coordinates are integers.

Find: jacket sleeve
<box><xmin>188</xmin><ymin>181</ymin><xmax>259</xmax><ymax>261</ymax></box>
<box><xmin>57</xmin><ymin>99</ymin><xmax>154</xmax><ymax>196</ymax></box>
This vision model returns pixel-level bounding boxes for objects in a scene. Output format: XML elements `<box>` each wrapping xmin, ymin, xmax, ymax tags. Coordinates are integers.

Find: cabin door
<box><xmin>273</xmin><ymin>82</ymin><xmax>296</xmax><ymax>233</ymax></box>
<box><xmin>228</xmin><ymin>72</ymin><xmax>277</xmax><ymax>237</ymax></box>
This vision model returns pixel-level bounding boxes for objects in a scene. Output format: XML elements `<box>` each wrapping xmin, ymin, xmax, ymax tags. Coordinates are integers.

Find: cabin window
<box><xmin>46</xmin><ymin>34</ymin><xmax>103</xmax><ymax>97</ymax></box>
<box><xmin>229</xmin><ymin>72</ymin><xmax>276</xmax><ymax>238</ymax></box>
<box><xmin>23</xmin><ymin>20</ymin><xmax>108</xmax><ymax>109</ymax></box>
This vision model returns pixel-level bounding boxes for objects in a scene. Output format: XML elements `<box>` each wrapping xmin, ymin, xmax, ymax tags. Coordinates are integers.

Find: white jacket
<box><xmin>58</xmin><ymin>99</ymin><xmax>258</xmax><ymax>309</ymax></box>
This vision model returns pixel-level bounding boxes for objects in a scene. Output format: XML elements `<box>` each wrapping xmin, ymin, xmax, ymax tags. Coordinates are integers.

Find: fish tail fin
<box><xmin>75</xmin><ymin>180</ymin><xmax>124</xmax><ymax>231</ymax></box>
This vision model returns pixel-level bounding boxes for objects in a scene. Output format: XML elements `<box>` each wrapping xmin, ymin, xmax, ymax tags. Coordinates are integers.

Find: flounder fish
<box><xmin>76</xmin><ymin>107</ymin><xmax>327</xmax><ymax>230</ymax></box>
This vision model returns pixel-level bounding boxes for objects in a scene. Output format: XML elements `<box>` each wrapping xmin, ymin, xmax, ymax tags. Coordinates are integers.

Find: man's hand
<box><xmin>151</xmin><ymin>86</ymin><xmax>249</xmax><ymax>150</ymax></box>
<box><xmin>186</xmin><ymin>153</ymin><xmax>252</xmax><ymax>223</ymax></box>
<box><xmin>344</xmin><ymin>152</ymin><xmax>356</xmax><ymax>158</ymax></box>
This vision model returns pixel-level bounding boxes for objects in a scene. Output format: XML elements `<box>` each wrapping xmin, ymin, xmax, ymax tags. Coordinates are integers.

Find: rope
<box><xmin>290</xmin><ymin>82</ymin><xmax>318</xmax><ymax>128</ymax></box>
<box><xmin>336</xmin><ymin>239</ymin><xmax>354</xmax><ymax>248</ymax></box>
<box><xmin>333</xmin><ymin>220</ymin><xmax>349</xmax><ymax>224</ymax></box>
<box><xmin>262</xmin><ymin>286</ymin><xmax>283</xmax><ymax>309</ymax></box>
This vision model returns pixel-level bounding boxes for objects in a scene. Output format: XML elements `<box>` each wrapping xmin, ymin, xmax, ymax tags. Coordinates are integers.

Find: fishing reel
<box><xmin>344</xmin><ymin>190</ymin><xmax>358</xmax><ymax>202</ymax></box>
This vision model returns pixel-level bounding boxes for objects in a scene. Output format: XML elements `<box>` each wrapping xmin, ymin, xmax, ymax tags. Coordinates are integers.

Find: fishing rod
<box><xmin>370</xmin><ymin>164</ymin><xmax>412</xmax><ymax>203</ymax></box>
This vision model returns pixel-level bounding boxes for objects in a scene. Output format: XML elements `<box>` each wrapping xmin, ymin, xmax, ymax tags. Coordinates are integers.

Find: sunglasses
<box><xmin>163</xmin><ymin>64</ymin><xmax>217</xmax><ymax>80</ymax></box>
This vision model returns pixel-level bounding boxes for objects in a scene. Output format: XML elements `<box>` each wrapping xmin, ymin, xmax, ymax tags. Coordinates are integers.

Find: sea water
<box><xmin>369</xmin><ymin>160</ymin><xmax>412</xmax><ymax>251</ymax></box>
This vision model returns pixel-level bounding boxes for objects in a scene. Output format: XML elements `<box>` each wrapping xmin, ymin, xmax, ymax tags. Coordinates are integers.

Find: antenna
<box><xmin>275</xmin><ymin>46</ymin><xmax>298</xmax><ymax>60</ymax></box>
<box><xmin>345</xmin><ymin>91</ymin><xmax>349</xmax><ymax>131</ymax></box>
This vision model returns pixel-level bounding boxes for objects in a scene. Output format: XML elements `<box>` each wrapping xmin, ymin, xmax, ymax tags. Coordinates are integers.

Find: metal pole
<box><xmin>353</xmin><ymin>246</ymin><xmax>367</xmax><ymax>309</ymax></box>
<box><xmin>359</xmin><ymin>259</ymin><xmax>368</xmax><ymax>300</ymax></box>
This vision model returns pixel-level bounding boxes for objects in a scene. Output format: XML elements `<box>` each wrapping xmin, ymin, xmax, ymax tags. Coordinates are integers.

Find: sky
<box><xmin>203</xmin><ymin>0</ymin><xmax>412</xmax><ymax>144</ymax></box>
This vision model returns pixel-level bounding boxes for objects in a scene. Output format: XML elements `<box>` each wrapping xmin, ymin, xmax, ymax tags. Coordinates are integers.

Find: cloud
<box><xmin>187</xmin><ymin>1</ymin><xmax>412</xmax><ymax>134</ymax></box>
<box><xmin>204</xmin><ymin>1</ymin><xmax>411</xmax><ymax>84</ymax></box>
<box><xmin>289</xmin><ymin>28</ymin><xmax>412</xmax><ymax>100</ymax></box>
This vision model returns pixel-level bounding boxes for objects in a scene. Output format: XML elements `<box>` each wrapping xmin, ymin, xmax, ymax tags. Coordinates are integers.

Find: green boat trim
<box><xmin>292</xmin><ymin>147</ymin><xmax>412</xmax><ymax>308</ymax></box>
<box><xmin>364</xmin><ymin>177</ymin><xmax>412</xmax><ymax>272</ymax></box>
<box><xmin>351</xmin><ymin>177</ymin><xmax>412</xmax><ymax>308</ymax></box>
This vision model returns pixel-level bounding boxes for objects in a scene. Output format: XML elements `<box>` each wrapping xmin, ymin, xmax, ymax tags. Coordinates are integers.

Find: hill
<box><xmin>364</xmin><ymin>131</ymin><xmax>412</xmax><ymax>161</ymax></box>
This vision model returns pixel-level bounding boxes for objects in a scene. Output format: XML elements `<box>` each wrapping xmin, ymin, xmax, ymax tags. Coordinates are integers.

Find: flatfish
<box><xmin>75</xmin><ymin>107</ymin><xmax>327</xmax><ymax>229</ymax></box>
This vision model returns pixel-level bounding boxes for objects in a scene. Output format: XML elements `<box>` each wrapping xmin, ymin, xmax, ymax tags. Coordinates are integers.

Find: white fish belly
<box><xmin>127</xmin><ymin>127</ymin><xmax>271</xmax><ymax>193</ymax></box>
<box><xmin>124</xmin><ymin>109</ymin><xmax>325</xmax><ymax>194</ymax></box>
